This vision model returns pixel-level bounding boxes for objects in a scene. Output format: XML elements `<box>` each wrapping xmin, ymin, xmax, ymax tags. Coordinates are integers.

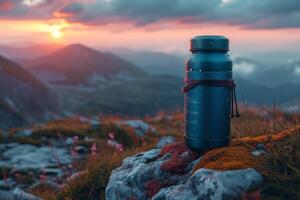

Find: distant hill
<box><xmin>236</xmin><ymin>79</ymin><xmax>300</xmax><ymax>110</ymax></box>
<box><xmin>254</xmin><ymin>59</ymin><xmax>300</xmax><ymax>87</ymax></box>
<box><xmin>0</xmin><ymin>43</ymin><xmax>62</xmax><ymax>60</ymax></box>
<box><xmin>25</xmin><ymin>44</ymin><xmax>147</xmax><ymax>85</ymax></box>
<box><xmin>0</xmin><ymin>55</ymin><xmax>58</xmax><ymax>130</ymax></box>
<box><xmin>58</xmin><ymin>75</ymin><xmax>183</xmax><ymax>116</ymax></box>
<box><xmin>112</xmin><ymin>48</ymin><xmax>185</xmax><ymax>77</ymax></box>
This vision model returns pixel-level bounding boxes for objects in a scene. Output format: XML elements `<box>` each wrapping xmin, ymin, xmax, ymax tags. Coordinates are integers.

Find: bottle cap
<box><xmin>190</xmin><ymin>35</ymin><xmax>229</xmax><ymax>51</ymax></box>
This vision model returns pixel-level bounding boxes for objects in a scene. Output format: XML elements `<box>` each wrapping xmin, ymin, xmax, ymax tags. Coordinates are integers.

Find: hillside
<box><xmin>26</xmin><ymin>44</ymin><xmax>147</xmax><ymax>85</ymax></box>
<box><xmin>0</xmin><ymin>55</ymin><xmax>57</xmax><ymax>130</ymax></box>
<box><xmin>112</xmin><ymin>48</ymin><xmax>185</xmax><ymax>77</ymax></box>
<box><xmin>57</xmin><ymin>75</ymin><xmax>183</xmax><ymax>116</ymax></box>
<box><xmin>255</xmin><ymin>59</ymin><xmax>300</xmax><ymax>86</ymax></box>
<box><xmin>0</xmin><ymin>43</ymin><xmax>62</xmax><ymax>60</ymax></box>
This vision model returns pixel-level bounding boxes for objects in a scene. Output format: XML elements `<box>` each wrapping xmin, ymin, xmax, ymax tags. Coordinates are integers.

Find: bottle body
<box><xmin>184</xmin><ymin>36</ymin><xmax>233</xmax><ymax>151</ymax></box>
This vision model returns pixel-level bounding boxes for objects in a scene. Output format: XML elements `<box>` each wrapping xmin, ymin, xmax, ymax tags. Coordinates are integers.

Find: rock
<box><xmin>106</xmin><ymin>143</ymin><xmax>263</xmax><ymax>200</ymax></box>
<box><xmin>251</xmin><ymin>149</ymin><xmax>265</xmax><ymax>156</ymax></box>
<box><xmin>118</xmin><ymin>120</ymin><xmax>156</xmax><ymax>136</ymax></box>
<box><xmin>0</xmin><ymin>188</ymin><xmax>43</xmax><ymax>200</ymax></box>
<box><xmin>15</xmin><ymin>129</ymin><xmax>33</xmax><ymax>137</ymax></box>
<box><xmin>255</xmin><ymin>143</ymin><xmax>265</xmax><ymax>150</ymax></box>
<box><xmin>66</xmin><ymin>137</ymin><xmax>74</xmax><ymax>146</ymax></box>
<box><xmin>74</xmin><ymin>146</ymin><xmax>87</xmax><ymax>154</ymax></box>
<box><xmin>0</xmin><ymin>144</ymin><xmax>72</xmax><ymax>171</ymax></box>
<box><xmin>42</xmin><ymin>168</ymin><xmax>63</xmax><ymax>177</ymax></box>
<box><xmin>106</xmin><ymin>143</ymin><xmax>200</xmax><ymax>200</ymax></box>
<box><xmin>90</xmin><ymin>116</ymin><xmax>101</xmax><ymax>129</ymax></box>
<box><xmin>29</xmin><ymin>181</ymin><xmax>60</xmax><ymax>193</ymax></box>
<box><xmin>152</xmin><ymin>169</ymin><xmax>263</xmax><ymax>200</ymax></box>
<box><xmin>156</xmin><ymin>136</ymin><xmax>175</xmax><ymax>148</ymax></box>
<box><xmin>0</xmin><ymin>178</ymin><xmax>15</xmax><ymax>190</ymax></box>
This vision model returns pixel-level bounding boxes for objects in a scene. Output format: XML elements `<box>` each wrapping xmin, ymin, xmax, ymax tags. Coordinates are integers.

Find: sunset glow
<box><xmin>0</xmin><ymin>0</ymin><xmax>298</xmax><ymax>55</ymax></box>
<box><xmin>51</xmin><ymin>29</ymin><xmax>62</xmax><ymax>38</ymax></box>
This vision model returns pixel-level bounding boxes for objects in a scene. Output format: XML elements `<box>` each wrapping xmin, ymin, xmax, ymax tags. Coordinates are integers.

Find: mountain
<box><xmin>58</xmin><ymin>75</ymin><xmax>183</xmax><ymax>116</ymax></box>
<box><xmin>112</xmin><ymin>48</ymin><xmax>185</xmax><ymax>77</ymax></box>
<box><xmin>25</xmin><ymin>44</ymin><xmax>147</xmax><ymax>85</ymax></box>
<box><xmin>0</xmin><ymin>55</ymin><xmax>57</xmax><ymax>130</ymax></box>
<box><xmin>236</xmin><ymin>79</ymin><xmax>300</xmax><ymax>110</ymax></box>
<box><xmin>0</xmin><ymin>43</ymin><xmax>62</xmax><ymax>60</ymax></box>
<box><xmin>254</xmin><ymin>59</ymin><xmax>300</xmax><ymax>86</ymax></box>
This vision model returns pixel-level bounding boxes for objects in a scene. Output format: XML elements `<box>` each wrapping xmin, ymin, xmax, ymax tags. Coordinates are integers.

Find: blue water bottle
<box><xmin>183</xmin><ymin>35</ymin><xmax>240</xmax><ymax>152</ymax></box>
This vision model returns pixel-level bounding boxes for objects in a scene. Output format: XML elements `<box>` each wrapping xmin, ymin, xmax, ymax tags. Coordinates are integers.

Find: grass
<box><xmin>56</xmin><ymin>144</ymin><xmax>155</xmax><ymax>200</ymax></box>
<box><xmin>260</xmin><ymin>129</ymin><xmax>300</xmax><ymax>200</ymax></box>
<box><xmin>2</xmin><ymin>107</ymin><xmax>299</xmax><ymax>200</ymax></box>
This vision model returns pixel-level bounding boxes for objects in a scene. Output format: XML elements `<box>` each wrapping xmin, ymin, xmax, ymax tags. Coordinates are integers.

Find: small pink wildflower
<box><xmin>116</xmin><ymin>144</ymin><xmax>124</xmax><ymax>151</ymax></box>
<box><xmin>73</xmin><ymin>136</ymin><xmax>79</xmax><ymax>144</ymax></box>
<box><xmin>70</xmin><ymin>148</ymin><xmax>78</xmax><ymax>158</ymax></box>
<box><xmin>90</xmin><ymin>143</ymin><xmax>97</xmax><ymax>156</ymax></box>
<box><xmin>108</xmin><ymin>132</ymin><xmax>115</xmax><ymax>139</ymax></box>
<box><xmin>40</xmin><ymin>174</ymin><xmax>47</xmax><ymax>182</ymax></box>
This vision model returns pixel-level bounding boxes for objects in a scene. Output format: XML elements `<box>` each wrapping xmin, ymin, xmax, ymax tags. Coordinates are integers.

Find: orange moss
<box><xmin>194</xmin><ymin>126</ymin><xmax>300</xmax><ymax>173</ymax></box>
<box><xmin>231</xmin><ymin>125</ymin><xmax>300</xmax><ymax>147</ymax></box>
<box><xmin>193</xmin><ymin>146</ymin><xmax>263</xmax><ymax>172</ymax></box>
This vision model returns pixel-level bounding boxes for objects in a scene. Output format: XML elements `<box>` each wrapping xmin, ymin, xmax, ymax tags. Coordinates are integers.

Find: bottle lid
<box><xmin>190</xmin><ymin>35</ymin><xmax>229</xmax><ymax>51</ymax></box>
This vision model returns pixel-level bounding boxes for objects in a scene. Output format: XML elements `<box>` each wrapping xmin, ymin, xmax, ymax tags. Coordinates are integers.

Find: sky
<box><xmin>0</xmin><ymin>0</ymin><xmax>299</xmax><ymax>55</ymax></box>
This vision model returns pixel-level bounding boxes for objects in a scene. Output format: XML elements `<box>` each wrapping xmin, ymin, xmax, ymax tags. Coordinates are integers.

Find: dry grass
<box><xmin>57</xmin><ymin>143</ymin><xmax>156</xmax><ymax>200</ymax></box>
<box><xmin>7</xmin><ymin>108</ymin><xmax>298</xmax><ymax>200</ymax></box>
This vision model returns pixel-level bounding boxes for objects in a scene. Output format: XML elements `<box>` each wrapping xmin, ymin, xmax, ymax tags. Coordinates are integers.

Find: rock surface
<box><xmin>0</xmin><ymin>143</ymin><xmax>72</xmax><ymax>171</ymax></box>
<box><xmin>118</xmin><ymin>120</ymin><xmax>156</xmax><ymax>136</ymax></box>
<box><xmin>106</xmin><ymin>143</ymin><xmax>263</xmax><ymax>200</ymax></box>
<box><xmin>156</xmin><ymin>136</ymin><xmax>175</xmax><ymax>148</ymax></box>
<box><xmin>0</xmin><ymin>188</ymin><xmax>42</xmax><ymax>200</ymax></box>
<box><xmin>152</xmin><ymin>169</ymin><xmax>262</xmax><ymax>200</ymax></box>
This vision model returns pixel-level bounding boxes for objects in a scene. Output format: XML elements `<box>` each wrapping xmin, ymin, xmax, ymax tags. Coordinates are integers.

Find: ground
<box><xmin>0</xmin><ymin>107</ymin><xmax>299</xmax><ymax>200</ymax></box>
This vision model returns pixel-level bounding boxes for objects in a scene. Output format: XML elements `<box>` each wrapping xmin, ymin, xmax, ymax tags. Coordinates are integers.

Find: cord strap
<box><xmin>182</xmin><ymin>79</ymin><xmax>240</xmax><ymax>118</ymax></box>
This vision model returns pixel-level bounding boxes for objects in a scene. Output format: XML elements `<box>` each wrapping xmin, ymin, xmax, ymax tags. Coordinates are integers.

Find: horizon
<box><xmin>0</xmin><ymin>0</ymin><xmax>299</xmax><ymax>56</ymax></box>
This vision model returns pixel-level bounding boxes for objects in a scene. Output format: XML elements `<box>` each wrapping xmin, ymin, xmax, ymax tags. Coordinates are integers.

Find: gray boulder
<box><xmin>152</xmin><ymin>168</ymin><xmax>263</xmax><ymax>200</ymax></box>
<box><xmin>105</xmin><ymin>144</ymin><xmax>200</xmax><ymax>200</ymax></box>
<box><xmin>106</xmin><ymin>145</ymin><xmax>263</xmax><ymax>200</ymax></box>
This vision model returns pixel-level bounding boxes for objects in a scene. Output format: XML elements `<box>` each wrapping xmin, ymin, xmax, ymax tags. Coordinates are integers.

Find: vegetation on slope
<box><xmin>2</xmin><ymin>106</ymin><xmax>299</xmax><ymax>200</ymax></box>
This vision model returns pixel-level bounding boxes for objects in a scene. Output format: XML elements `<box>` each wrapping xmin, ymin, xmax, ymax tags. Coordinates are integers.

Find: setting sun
<box><xmin>51</xmin><ymin>29</ymin><xmax>62</xmax><ymax>38</ymax></box>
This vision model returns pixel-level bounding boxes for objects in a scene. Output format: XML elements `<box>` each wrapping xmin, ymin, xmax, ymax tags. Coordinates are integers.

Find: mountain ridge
<box><xmin>25</xmin><ymin>43</ymin><xmax>147</xmax><ymax>85</ymax></box>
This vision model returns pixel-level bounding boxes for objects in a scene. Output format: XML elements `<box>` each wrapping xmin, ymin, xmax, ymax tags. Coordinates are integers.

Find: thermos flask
<box><xmin>183</xmin><ymin>35</ymin><xmax>239</xmax><ymax>152</ymax></box>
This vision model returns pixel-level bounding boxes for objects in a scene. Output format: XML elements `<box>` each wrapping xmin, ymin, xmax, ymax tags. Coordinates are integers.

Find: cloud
<box><xmin>0</xmin><ymin>0</ymin><xmax>300</xmax><ymax>29</ymax></box>
<box><xmin>233</xmin><ymin>61</ymin><xmax>256</xmax><ymax>75</ymax></box>
<box><xmin>294</xmin><ymin>66</ymin><xmax>300</xmax><ymax>75</ymax></box>
<box><xmin>54</xmin><ymin>0</ymin><xmax>300</xmax><ymax>29</ymax></box>
<box><xmin>0</xmin><ymin>0</ymin><xmax>14</xmax><ymax>10</ymax></box>
<box><xmin>55</xmin><ymin>2</ymin><xmax>83</xmax><ymax>17</ymax></box>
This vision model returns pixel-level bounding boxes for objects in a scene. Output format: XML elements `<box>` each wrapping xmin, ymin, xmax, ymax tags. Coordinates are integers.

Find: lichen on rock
<box><xmin>105</xmin><ymin>142</ymin><xmax>263</xmax><ymax>200</ymax></box>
